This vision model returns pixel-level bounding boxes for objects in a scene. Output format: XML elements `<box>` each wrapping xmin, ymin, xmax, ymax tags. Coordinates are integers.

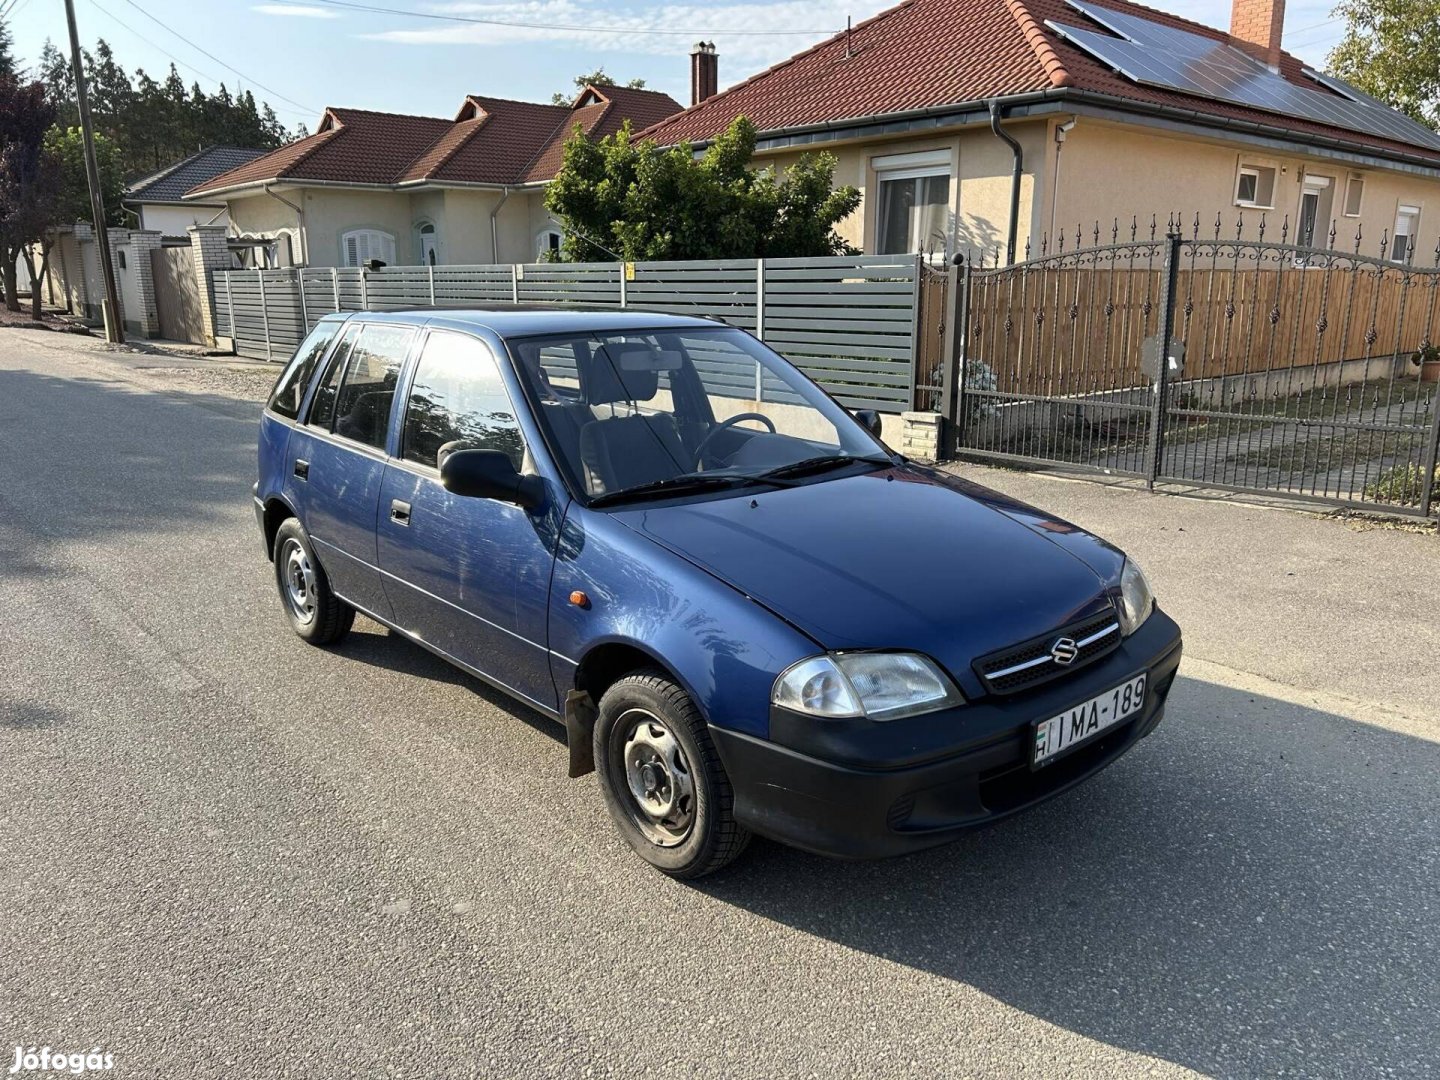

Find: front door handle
<box><xmin>390</xmin><ymin>499</ymin><xmax>412</xmax><ymax>526</ymax></box>
<box><xmin>293</xmin><ymin>459</ymin><xmax>309</xmax><ymax>480</ymax></box>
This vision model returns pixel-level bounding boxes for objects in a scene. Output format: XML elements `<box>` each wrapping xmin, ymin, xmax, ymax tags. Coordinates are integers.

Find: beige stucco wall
<box><xmin>301</xmin><ymin>188</ymin><xmax>413</xmax><ymax>266</ymax></box>
<box><xmin>759</xmin><ymin>119</ymin><xmax>1048</xmax><ymax>263</ymax></box>
<box><xmin>1044</xmin><ymin>117</ymin><xmax>1440</xmax><ymax>255</ymax></box>
<box><xmin>225</xmin><ymin>191</ymin><xmax>304</xmax><ymax>264</ymax></box>
<box><xmin>758</xmin><ymin>115</ymin><xmax>1440</xmax><ymax>266</ymax></box>
<box><xmin>137</xmin><ymin>203</ymin><xmax>230</xmax><ymax>237</ymax></box>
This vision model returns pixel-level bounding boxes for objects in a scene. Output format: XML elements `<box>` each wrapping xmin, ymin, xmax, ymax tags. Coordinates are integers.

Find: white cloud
<box><xmin>254</xmin><ymin>3</ymin><xmax>342</xmax><ymax>17</ymax></box>
<box><xmin>360</xmin><ymin>0</ymin><xmax>891</xmax><ymax>73</ymax></box>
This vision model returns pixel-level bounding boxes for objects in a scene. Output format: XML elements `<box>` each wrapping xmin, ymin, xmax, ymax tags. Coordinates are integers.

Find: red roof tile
<box><xmin>638</xmin><ymin>0</ymin><xmax>1440</xmax><ymax>163</ymax></box>
<box><xmin>186</xmin><ymin>86</ymin><xmax>683</xmax><ymax>197</ymax></box>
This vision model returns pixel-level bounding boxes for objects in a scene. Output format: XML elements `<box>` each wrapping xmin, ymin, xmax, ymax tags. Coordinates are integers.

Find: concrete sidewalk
<box><xmin>944</xmin><ymin>463</ymin><xmax>1437</xmax><ymax>720</ymax></box>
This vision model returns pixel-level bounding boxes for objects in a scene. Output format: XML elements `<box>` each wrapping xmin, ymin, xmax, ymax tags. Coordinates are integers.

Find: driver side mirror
<box><xmin>441</xmin><ymin>449</ymin><xmax>545</xmax><ymax>510</ymax></box>
<box><xmin>853</xmin><ymin>409</ymin><xmax>882</xmax><ymax>438</ymax></box>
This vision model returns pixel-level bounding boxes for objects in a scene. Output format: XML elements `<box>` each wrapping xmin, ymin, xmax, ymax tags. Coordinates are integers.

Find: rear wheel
<box><xmin>594</xmin><ymin>669</ymin><xmax>750</xmax><ymax>878</ymax></box>
<box><xmin>272</xmin><ymin>518</ymin><xmax>354</xmax><ymax>645</ymax></box>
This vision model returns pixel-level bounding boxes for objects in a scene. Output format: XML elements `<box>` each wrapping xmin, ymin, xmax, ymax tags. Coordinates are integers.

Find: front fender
<box><xmin>548</xmin><ymin>504</ymin><xmax>818</xmax><ymax>740</ymax></box>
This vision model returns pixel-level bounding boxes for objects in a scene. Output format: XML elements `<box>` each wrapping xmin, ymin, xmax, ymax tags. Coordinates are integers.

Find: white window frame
<box><xmin>1391</xmin><ymin>204</ymin><xmax>1421</xmax><ymax>263</ymax></box>
<box><xmin>1234</xmin><ymin>163</ymin><xmax>1277</xmax><ymax>210</ymax></box>
<box><xmin>1343</xmin><ymin>174</ymin><xmax>1364</xmax><ymax>218</ymax></box>
<box><xmin>341</xmin><ymin>228</ymin><xmax>396</xmax><ymax>268</ymax></box>
<box><xmin>536</xmin><ymin>228</ymin><xmax>563</xmax><ymax>260</ymax></box>
<box><xmin>415</xmin><ymin>220</ymin><xmax>439</xmax><ymax>266</ymax></box>
<box><xmin>872</xmin><ymin>149</ymin><xmax>954</xmax><ymax>258</ymax></box>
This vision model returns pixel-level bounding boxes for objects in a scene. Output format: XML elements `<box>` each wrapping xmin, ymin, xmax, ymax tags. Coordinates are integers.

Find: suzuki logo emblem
<box><xmin>1050</xmin><ymin>636</ymin><xmax>1080</xmax><ymax>665</ymax></box>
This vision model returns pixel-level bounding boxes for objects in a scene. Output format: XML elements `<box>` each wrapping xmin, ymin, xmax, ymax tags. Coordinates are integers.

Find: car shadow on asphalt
<box><xmin>338</xmin><ymin>621</ymin><xmax>567</xmax><ymax>747</ymax></box>
<box><xmin>697</xmin><ymin>674</ymin><xmax>1438</xmax><ymax>1078</ymax></box>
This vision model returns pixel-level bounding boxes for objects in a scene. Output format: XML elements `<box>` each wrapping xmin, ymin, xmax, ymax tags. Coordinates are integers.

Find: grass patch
<box><xmin>1363</xmin><ymin>462</ymin><xmax>1440</xmax><ymax>506</ymax></box>
<box><xmin>1226</xmin><ymin>430</ymin><xmax>1423</xmax><ymax>474</ymax></box>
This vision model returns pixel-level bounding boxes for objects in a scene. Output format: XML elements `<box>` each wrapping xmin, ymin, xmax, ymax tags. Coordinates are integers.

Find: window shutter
<box><xmin>342</xmin><ymin>229</ymin><xmax>395</xmax><ymax>267</ymax></box>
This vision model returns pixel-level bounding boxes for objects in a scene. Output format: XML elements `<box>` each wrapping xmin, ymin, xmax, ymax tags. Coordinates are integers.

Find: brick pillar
<box><xmin>901</xmin><ymin>411</ymin><xmax>944</xmax><ymax>462</ymax></box>
<box><xmin>72</xmin><ymin>223</ymin><xmax>99</xmax><ymax>325</ymax></box>
<box><xmin>189</xmin><ymin>224</ymin><xmax>233</xmax><ymax>348</ymax></box>
<box><xmin>126</xmin><ymin>230</ymin><xmax>164</xmax><ymax>338</ymax></box>
<box><xmin>106</xmin><ymin>228</ymin><xmax>130</xmax><ymax>333</ymax></box>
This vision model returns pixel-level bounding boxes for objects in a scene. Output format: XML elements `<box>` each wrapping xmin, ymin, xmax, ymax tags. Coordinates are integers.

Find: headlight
<box><xmin>1117</xmin><ymin>558</ymin><xmax>1155</xmax><ymax>636</ymax></box>
<box><xmin>772</xmin><ymin>652</ymin><xmax>963</xmax><ymax>721</ymax></box>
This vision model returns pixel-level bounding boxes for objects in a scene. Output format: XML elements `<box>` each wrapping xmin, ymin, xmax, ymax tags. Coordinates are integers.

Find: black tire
<box><xmin>594</xmin><ymin>668</ymin><xmax>751</xmax><ymax>879</ymax></box>
<box><xmin>272</xmin><ymin>518</ymin><xmax>355</xmax><ymax>646</ymax></box>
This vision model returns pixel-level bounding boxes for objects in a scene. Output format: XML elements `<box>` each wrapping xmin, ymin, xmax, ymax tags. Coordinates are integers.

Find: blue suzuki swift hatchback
<box><xmin>255</xmin><ymin>309</ymin><xmax>1182</xmax><ymax>877</ymax></box>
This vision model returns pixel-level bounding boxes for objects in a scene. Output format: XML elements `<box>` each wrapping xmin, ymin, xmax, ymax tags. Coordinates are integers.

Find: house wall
<box><xmin>527</xmin><ymin>193</ymin><xmax>565</xmax><ymax>260</ymax></box>
<box><xmin>1044</xmin><ymin>117</ymin><xmax>1440</xmax><ymax>256</ymax></box>
<box><xmin>226</xmin><ymin>191</ymin><xmax>304</xmax><ymax>265</ymax></box>
<box><xmin>301</xmin><ymin>188</ymin><xmax>413</xmax><ymax>266</ymax></box>
<box><xmin>137</xmin><ymin>203</ymin><xmax>229</xmax><ymax>237</ymax></box>
<box><xmin>759</xmin><ymin>119</ymin><xmax>1048</xmax><ymax>263</ymax></box>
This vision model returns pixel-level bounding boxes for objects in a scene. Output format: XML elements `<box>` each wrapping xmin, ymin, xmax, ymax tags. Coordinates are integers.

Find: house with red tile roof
<box><xmin>641</xmin><ymin>0</ymin><xmax>1440</xmax><ymax>265</ymax></box>
<box><xmin>182</xmin><ymin>84</ymin><xmax>682</xmax><ymax>268</ymax></box>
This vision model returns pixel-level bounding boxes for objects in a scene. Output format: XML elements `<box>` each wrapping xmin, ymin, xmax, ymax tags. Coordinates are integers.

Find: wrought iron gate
<box><xmin>950</xmin><ymin>220</ymin><xmax>1440</xmax><ymax>517</ymax></box>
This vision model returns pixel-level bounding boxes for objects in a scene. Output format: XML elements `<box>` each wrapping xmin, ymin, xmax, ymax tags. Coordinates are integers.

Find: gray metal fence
<box><xmin>215</xmin><ymin>255</ymin><xmax>922</xmax><ymax>413</ymax></box>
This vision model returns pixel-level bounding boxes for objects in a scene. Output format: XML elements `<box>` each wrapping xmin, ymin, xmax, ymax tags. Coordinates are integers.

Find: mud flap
<box><xmin>564</xmin><ymin>689</ymin><xmax>598</xmax><ymax>778</ymax></box>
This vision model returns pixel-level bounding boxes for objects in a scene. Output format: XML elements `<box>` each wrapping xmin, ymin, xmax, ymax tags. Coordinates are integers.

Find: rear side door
<box><xmin>377</xmin><ymin>329</ymin><xmax>559</xmax><ymax>712</ymax></box>
<box><xmin>290</xmin><ymin>321</ymin><xmax>417</xmax><ymax>622</ymax></box>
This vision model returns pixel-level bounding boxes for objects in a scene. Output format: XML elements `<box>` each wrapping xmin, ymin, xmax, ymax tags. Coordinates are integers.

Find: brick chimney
<box><xmin>690</xmin><ymin>41</ymin><xmax>718</xmax><ymax>106</ymax></box>
<box><xmin>1230</xmin><ymin>0</ymin><xmax>1285</xmax><ymax>71</ymax></box>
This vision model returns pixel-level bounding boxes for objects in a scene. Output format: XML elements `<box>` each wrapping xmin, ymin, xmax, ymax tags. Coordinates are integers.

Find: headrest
<box><xmin>582</xmin><ymin>343</ymin><xmax>672</xmax><ymax>404</ymax></box>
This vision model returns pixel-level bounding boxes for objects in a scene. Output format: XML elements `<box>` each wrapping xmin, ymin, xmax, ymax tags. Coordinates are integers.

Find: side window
<box><xmin>333</xmin><ymin>324</ymin><xmax>415</xmax><ymax>450</ymax></box>
<box><xmin>403</xmin><ymin>331</ymin><xmax>524</xmax><ymax>471</ymax></box>
<box><xmin>268</xmin><ymin>321</ymin><xmax>343</xmax><ymax>420</ymax></box>
<box><xmin>307</xmin><ymin>324</ymin><xmax>359</xmax><ymax>430</ymax></box>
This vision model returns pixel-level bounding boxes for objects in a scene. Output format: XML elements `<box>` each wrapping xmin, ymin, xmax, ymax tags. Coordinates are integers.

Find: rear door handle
<box><xmin>390</xmin><ymin>499</ymin><xmax>412</xmax><ymax>526</ymax></box>
<box><xmin>293</xmin><ymin>459</ymin><xmax>309</xmax><ymax>480</ymax></box>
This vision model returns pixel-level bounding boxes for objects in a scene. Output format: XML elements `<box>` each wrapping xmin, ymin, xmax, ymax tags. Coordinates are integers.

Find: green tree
<box><xmin>543</xmin><ymin>116</ymin><xmax>860</xmax><ymax>262</ymax></box>
<box><xmin>35</xmin><ymin>36</ymin><xmax>299</xmax><ymax>179</ymax></box>
<box><xmin>550</xmin><ymin>67</ymin><xmax>647</xmax><ymax>106</ymax></box>
<box><xmin>15</xmin><ymin>126</ymin><xmax>122</xmax><ymax>316</ymax></box>
<box><xmin>46</xmin><ymin>125</ymin><xmax>124</xmax><ymax>228</ymax></box>
<box><xmin>1327</xmin><ymin>0</ymin><xmax>1440</xmax><ymax>129</ymax></box>
<box><xmin>0</xmin><ymin>16</ymin><xmax>15</xmax><ymax>79</ymax></box>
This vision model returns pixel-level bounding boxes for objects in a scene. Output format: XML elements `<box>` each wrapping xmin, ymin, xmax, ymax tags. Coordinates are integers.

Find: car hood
<box><xmin>611</xmin><ymin>464</ymin><xmax>1121</xmax><ymax>686</ymax></box>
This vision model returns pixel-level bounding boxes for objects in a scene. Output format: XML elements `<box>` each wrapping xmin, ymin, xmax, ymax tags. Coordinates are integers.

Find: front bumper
<box><xmin>710</xmin><ymin>610</ymin><xmax>1182</xmax><ymax>860</ymax></box>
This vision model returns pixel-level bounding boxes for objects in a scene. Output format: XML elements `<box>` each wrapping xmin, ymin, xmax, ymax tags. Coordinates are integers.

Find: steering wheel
<box><xmin>693</xmin><ymin>412</ymin><xmax>776</xmax><ymax>467</ymax></box>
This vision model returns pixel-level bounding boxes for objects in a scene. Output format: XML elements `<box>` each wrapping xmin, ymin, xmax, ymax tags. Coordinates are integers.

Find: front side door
<box><xmin>377</xmin><ymin>330</ymin><xmax>559</xmax><ymax>712</ymax></box>
<box><xmin>292</xmin><ymin>320</ymin><xmax>417</xmax><ymax>621</ymax></box>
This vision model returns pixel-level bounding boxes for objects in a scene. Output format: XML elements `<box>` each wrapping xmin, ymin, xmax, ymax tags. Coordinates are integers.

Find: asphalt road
<box><xmin>1</xmin><ymin>331</ymin><xmax>1436</xmax><ymax>1079</ymax></box>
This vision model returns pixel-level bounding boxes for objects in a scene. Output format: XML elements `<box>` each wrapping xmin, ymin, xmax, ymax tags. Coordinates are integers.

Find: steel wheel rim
<box><xmin>279</xmin><ymin>538</ymin><xmax>317</xmax><ymax>624</ymax></box>
<box><xmin>616</xmin><ymin>708</ymin><xmax>696</xmax><ymax>848</ymax></box>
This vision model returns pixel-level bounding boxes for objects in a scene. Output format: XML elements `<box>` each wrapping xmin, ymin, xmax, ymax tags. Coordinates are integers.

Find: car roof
<box><xmin>330</xmin><ymin>306</ymin><xmax>725</xmax><ymax>338</ymax></box>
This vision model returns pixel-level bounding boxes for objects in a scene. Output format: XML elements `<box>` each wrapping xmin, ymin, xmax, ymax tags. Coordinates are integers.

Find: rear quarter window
<box><xmin>267</xmin><ymin>321</ymin><xmax>345</xmax><ymax>420</ymax></box>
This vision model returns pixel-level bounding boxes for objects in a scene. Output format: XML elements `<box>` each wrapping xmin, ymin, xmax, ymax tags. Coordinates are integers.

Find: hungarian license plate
<box><xmin>1032</xmin><ymin>674</ymin><xmax>1146</xmax><ymax>767</ymax></box>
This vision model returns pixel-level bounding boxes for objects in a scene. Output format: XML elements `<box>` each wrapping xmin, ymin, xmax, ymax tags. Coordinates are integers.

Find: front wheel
<box><xmin>272</xmin><ymin>518</ymin><xmax>354</xmax><ymax>645</ymax></box>
<box><xmin>594</xmin><ymin>669</ymin><xmax>751</xmax><ymax>878</ymax></box>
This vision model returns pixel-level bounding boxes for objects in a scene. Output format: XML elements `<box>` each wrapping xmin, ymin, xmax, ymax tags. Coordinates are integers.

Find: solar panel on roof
<box><xmin>1046</xmin><ymin>0</ymin><xmax>1440</xmax><ymax>152</ymax></box>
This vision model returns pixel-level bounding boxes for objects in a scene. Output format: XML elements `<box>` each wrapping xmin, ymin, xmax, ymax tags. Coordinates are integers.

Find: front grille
<box><xmin>974</xmin><ymin>608</ymin><xmax>1121</xmax><ymax>696</ymax></box>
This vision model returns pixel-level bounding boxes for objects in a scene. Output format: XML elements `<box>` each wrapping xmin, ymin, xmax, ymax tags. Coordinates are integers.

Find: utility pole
<box><xmin>63</xmin><ymin>0</ymin><xmax>123</xmax><ymax>343</ymax></box>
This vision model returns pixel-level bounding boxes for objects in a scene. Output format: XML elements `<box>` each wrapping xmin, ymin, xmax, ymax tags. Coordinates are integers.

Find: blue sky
<box><xmin>6</xmin><ymin>0</ymin><xmax>1347</xmax><ymax>132</ymax></box>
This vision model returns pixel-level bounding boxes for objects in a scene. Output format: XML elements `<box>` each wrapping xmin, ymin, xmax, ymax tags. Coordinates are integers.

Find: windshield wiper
<box><xmin>587</xmin><ymin>473</ymin><xmax>757</xmax><ymax>507</ymax></box>
<box><xmin>756</xmin><ymin>454</ymin><xmax>890</xmax><ymax>483</ymax></box>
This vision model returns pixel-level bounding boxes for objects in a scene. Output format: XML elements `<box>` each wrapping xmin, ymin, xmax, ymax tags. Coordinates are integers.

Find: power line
<box><xmin>105</xmin><ymin>0</ymin><xmax>317</xmax><ymax>113</ymax></box>
<box><xmin>84</xmin><ymin>0</ymin><xmax>314</xmax><ymax>119</ymax></box>
<box><xmin>282</xmin><ymin>0</ymin><xmax>842</xmax><ymax>36</ymax></box>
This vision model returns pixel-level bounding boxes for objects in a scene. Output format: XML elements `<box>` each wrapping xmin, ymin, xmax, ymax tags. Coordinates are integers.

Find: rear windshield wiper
<box><xmin>587</xmin><ymin>473</ymin><xmax>757</xmax><ymax>507</ymax></box>
<box><xmin>756</xmin><ymin>454</ymin><xmax>890</xmax><ymax>483</ymax></box>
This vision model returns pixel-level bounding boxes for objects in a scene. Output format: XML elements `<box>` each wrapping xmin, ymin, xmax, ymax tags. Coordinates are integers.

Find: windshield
<box><xmin>505</xmin><ymin>326</ymin><xmax>890</xmax><ymax>503</ymax></box>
